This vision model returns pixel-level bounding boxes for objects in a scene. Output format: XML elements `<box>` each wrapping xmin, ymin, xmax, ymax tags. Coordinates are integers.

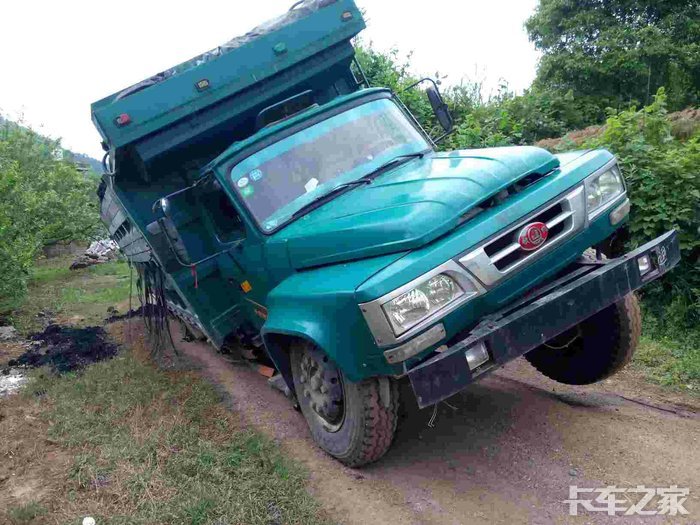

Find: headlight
<box><xmin>382</xmin><ymin>274</ymin><xmax>474</xmax><ymax>335</ymax></box>
<box><xmin>585</xmin><ymin>164</ymin><xmax>625</xmax><ymax>217</ymax></box>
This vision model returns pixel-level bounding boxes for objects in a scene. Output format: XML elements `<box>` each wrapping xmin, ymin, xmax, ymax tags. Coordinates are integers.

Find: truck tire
<box><xmin>290</xmin><ymin>341</ymin><xmax>399</xmax><ymax>467</ymax></box>
<box><xmin>525</xmin><ymin>293</ymin><xmax>641</xmax><ymax>385</ymax></box>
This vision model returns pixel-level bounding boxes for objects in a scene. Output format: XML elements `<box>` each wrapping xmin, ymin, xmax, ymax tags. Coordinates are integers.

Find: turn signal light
<box><xmin>637</xmin><ymin>255</ymin><xmax>652</xmax><ymax>276</ymax></box>
<box><xmin>609</xmin><ymin>198</ymin><xmax>631</xmax><ymax>225</ymax></box>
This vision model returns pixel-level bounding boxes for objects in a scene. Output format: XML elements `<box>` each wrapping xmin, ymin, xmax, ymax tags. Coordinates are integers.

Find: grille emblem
<box><xmin>518</xmin><ymin>222</ymin><xmax>549</xmax><ymax>251</ymax></box>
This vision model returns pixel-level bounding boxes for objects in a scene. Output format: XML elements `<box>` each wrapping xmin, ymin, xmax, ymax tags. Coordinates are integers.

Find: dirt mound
<box><xmin>7</xmin><ymin>324</ymin><xmax>117</xmax><ymax>373</ymax></box>
<box><xmin>668</xmin><ymin>107</ymin><xmax>700</xmax><ymax>139</ymax></box>
<box><xmin>535</xmin><ymin>106</ymin><xmax>699</xmax><ymax>150</ymax></box>
<box><xmin>536</xmin><ymin>124</ymin><xmax>604</xmax><ymax>150</ymax></box>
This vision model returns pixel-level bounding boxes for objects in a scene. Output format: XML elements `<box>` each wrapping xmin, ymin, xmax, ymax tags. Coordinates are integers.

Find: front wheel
<box><xmin>525</xmin><ymin>293</ymin><xmax>641</xmax><ymax>385</ymax></box>
<box><xmin>290</xmin><ymin>342</ymin><xmax>399</xmax><ymax>467</ymax></box>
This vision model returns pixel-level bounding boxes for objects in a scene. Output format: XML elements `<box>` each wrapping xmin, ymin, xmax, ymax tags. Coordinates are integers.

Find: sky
<box><xmin>0</xmin><ymin>0</ymin><xmax>539</xmax><ymax>159</ymax></box>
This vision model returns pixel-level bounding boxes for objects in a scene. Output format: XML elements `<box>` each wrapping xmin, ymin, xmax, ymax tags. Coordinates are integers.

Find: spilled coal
<box><xmin>7</xmin><ymin>324</ymin><xmax>118</xmax><ymax>373</ymax></box>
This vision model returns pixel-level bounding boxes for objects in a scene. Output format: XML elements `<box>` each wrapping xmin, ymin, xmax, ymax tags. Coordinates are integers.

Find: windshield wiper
<box><xmin>287</xmin><ymin>150</ymin><xmax>429</xmax><ymax>223</ymax></box>
<box><xmin>359</xmin><ymin>150</ymin><xmax>430</xmax><ymax>183</ymax></box>
<box><xmin>289</xmin><ymin>179</ymin><xmax>372</xmax><ymax>221</ymax></box>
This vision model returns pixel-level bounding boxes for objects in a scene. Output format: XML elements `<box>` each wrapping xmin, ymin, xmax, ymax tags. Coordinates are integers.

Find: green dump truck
<box><xmin>92</xmin><ymin>0</ymin><xmax>680</xmax><ymax>466</ymax></box>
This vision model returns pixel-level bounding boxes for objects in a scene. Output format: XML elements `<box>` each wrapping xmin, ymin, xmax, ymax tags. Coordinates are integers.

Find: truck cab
<box><xmin>93</xmin><ymin>0</ymin><xmax>680</xmax><ymax>466</ymax></box>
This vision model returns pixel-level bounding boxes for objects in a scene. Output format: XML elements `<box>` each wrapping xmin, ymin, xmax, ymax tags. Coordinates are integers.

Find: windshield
<box><xmin>227</xmin><ymin>98</ymin><xmax>430</xmax><ymax>231</ymax></box>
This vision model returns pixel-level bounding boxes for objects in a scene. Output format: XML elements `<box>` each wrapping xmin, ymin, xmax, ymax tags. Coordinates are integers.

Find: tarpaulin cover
<box><xmin>116</xmin><ymin>0</ymin><xmax>332</xmax><ymax>101</ymax></box>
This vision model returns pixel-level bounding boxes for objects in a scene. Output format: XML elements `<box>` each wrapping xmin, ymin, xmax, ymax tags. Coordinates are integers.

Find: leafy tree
<box><xmin>527</xmin><ymin>0</ymin><xmax>700</xmax><ymax>112</ymax></box>
<box><xmin>503</xmin><ymin>87</ymin><xmax>603</xmax><ymax>143</ymax></box>
<box><xmin>0</xmin><ymin>122</ymin><xmax>101</xmax><ymax>311</ymax></box>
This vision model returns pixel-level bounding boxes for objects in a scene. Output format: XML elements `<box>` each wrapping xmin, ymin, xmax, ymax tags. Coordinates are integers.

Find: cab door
<box><xmin>192</xmin><ymin>177</ymin><xmax>250</xmax><ymax>343</ymax></box>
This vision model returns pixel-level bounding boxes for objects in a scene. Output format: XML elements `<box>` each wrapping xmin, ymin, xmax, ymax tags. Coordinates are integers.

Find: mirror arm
<box><xmin>151</xmin><ymin>173</ymin><xmax>213</xmax><ymax>215</ymax></box>
<box><xmin>185</xmin><ymin>249</ymin><xmax>233</xmax><ymax>268</ymax></box>
<box><xmin>400</xmin><ymin>77</ymin><xmax>441</xmax><ymax>94</ymax></box>
<box><xmin>352</xmin><ymin>56</ymin><xmax>370</xmax><ymax>88</ymax></box>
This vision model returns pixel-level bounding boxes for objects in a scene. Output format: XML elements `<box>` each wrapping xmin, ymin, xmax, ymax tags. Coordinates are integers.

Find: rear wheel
<box><xmin>525</xmin><ymin>293</ymin><xmax>641</xmax><ymax>385</ymax></box>
<box><xmin>290</xmin><ymin>341</ymin><xmax>399</xmax><ymax>467</ymax></box>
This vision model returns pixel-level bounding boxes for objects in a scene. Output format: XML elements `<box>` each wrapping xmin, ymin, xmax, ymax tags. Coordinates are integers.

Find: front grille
<box><xmin>458</xmin><ymin>186</ymin><xmax>586</xmax><ymax>287</ymax></box>
<box><xmin>484</xmin><ymin>202</ymin><xmax>573</xmax><ymax>271</ymax></box>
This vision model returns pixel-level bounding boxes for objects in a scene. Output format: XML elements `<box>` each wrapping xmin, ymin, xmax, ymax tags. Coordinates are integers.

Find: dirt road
<box><xmin>174</xmin><ymin>332</ymin><xmax>699</xmax><ymax>524</ymax></box>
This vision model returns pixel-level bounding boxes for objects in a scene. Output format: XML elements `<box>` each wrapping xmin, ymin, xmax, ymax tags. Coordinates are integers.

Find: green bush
<box><xmin>356</xmin><ymin>44</ymin><xmax>602</xmax><ymax>147</ymax></box>
<box><xmin>0</xmin><ymin>122</ymin><xmax>101</xmax><ymax>311</ymax></box>
<box><xmin>584</xmin><ymin>89</ymin><xmax>700</xmax><ymax>329</ymax></box>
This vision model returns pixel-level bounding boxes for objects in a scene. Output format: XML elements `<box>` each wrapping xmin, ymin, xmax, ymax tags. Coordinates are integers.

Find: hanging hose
<box><xmin>134</xmin><ymin>261</ymin><xmax>179</xmax><ymax>357</ymax></box>
<box><xmin>127</xmin><ymin>261</ymin><xmax>133</xmax><ymax>342</ymax></box>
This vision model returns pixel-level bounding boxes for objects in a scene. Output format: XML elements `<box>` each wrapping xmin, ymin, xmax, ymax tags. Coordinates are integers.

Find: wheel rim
<box><xmin>298</xmin><ymin>346</ymin><xmax>345</xmax><ymax>433</ymax></box>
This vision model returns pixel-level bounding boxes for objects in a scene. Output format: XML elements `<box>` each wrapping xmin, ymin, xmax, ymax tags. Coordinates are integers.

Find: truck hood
<box><xmin>277</xmin><ymin>146</ymin><xmax>559</xmax><ymax>269</ymax></box>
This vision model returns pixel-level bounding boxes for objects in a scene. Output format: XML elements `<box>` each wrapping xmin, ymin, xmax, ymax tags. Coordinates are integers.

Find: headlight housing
<box><xmin>382</xmin><ymin>273</ymin><xmax>475</xmax><ymax>335</ymax></box>
<box><xmin>585</xmin><ymin>164</ymin><xmax>625</xmax><ymax>217</ymax></box>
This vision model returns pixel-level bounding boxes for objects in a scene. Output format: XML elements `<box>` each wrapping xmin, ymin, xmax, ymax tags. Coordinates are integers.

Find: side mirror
<box><xmin>151</xmin><ymin>197</ymin><xmax>193</xmax><ymax>266</ymax></box>
<box><xmin>426</xmin><ymin>85</ymin><xmax>453</xmax><ymax>133</ymax></box>
<box><xmin>151</xmin><ymin>174</ymin><xmax>245</xmax><ymax>268</ymax></box>
<box><xmin>155</xmin><ymin>198</ymin><xmax>170</xmax><ymax>217</ymax></box>
<box><xmin>398</xmin><ymin>77</ymin><xmax>455</xmax><ymax>143</ymax></box>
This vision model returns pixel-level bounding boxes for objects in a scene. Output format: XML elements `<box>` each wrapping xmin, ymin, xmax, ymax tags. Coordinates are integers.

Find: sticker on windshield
<box><xmin>264</xmin><ymin>219</ymin><xmax>277</xmax><ymax>231</ymax></box>
<box><xmin>249</xmin><ymin>169</ymin><xmax>263</xmax><ymax>182</ymax></box>
<box><xmin>240</xmin><ymin>185</ymin><xmax>254</xmax><ymax>198</ymax></box>
<box><xmin>304</xmin><ymin>177</ymin><xmax>319</xmax><ymax>193</ymax></box>
<box><xmin>237</xmin><ymin>177</ymin><xmax>249</xmax><ymax>189</ymax></box>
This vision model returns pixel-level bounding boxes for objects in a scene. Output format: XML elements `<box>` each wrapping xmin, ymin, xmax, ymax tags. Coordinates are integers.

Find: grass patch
<box><xmin>7</xmin><ymin>502</ymin><xmax>47</xmax><ymax>524</ymax></box>
<box><xmin>1</xmin><ymin>327</ymin><xmax>327</xmax><ymax>524</ymax></box>
<box><xmin>634</xmin><ymin>335</ymin><xmax>699</xmax><ymax>393</ymax></box>
<box><xmin>631</xmin><ymin>310</ymin><xmax>700</xmax><ymax>394</ymax></box>
<box><xmin>30</xmin><ymin>264</ymin><xmax>73</xmax><ymax>284</ymax></box>
<box><xmin>2</xmin><ymin>254</ymin><xmax>320</xmax><ymax>518</ymax></box>
<box><xmin>7</xmin><ymin>255</ymin><xmax>132</xmax><ymax>334</ymax></box>
<box><xmin>61</xmin><ymin>281</ymin><xmax>130</xmax><ymax>305</ymax></box>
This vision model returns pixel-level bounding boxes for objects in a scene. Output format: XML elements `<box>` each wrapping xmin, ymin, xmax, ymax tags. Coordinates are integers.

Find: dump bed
<box><xmin>91</xmin><ymin>0</ymin><xmax>364</xmax><ymax>151</ymax></box>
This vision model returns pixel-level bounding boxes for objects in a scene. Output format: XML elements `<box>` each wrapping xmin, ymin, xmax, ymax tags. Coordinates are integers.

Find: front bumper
<box><xmin>407</xmin><ymin>230</ymin><xmax>680</xmax><ymax>409</ymax></box>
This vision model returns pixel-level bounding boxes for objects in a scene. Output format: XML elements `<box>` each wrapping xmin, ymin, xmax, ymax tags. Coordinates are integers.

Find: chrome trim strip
<box><xmin>546</xmin><ymin>209</ymin><xmax>574</xmax><ymax>228</ymax></box>
<box><xmin>489</xmin><ymin>207</ymin><xmax>574</xmax><ymax>264</ymax></box>
<box><xmin>491</xmin><ymin>242</ymin><xmax>520</xmax><ymax>264</ymax></box>
<box><xmin>459</xmin><ymin>186</ymin><xmax>586</xmax><ymax>287</ymax></box>
<box><xmin>358</xmin><ymin>259</ymin><xmax>485</xmax><ymax>347</ymax></box>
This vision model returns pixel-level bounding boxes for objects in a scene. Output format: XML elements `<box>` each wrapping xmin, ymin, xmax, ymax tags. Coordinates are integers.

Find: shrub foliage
<box><xmin>585</xmin><ymin>90</ymin><xmax>700</xmax><ymax>327</ymax></box>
